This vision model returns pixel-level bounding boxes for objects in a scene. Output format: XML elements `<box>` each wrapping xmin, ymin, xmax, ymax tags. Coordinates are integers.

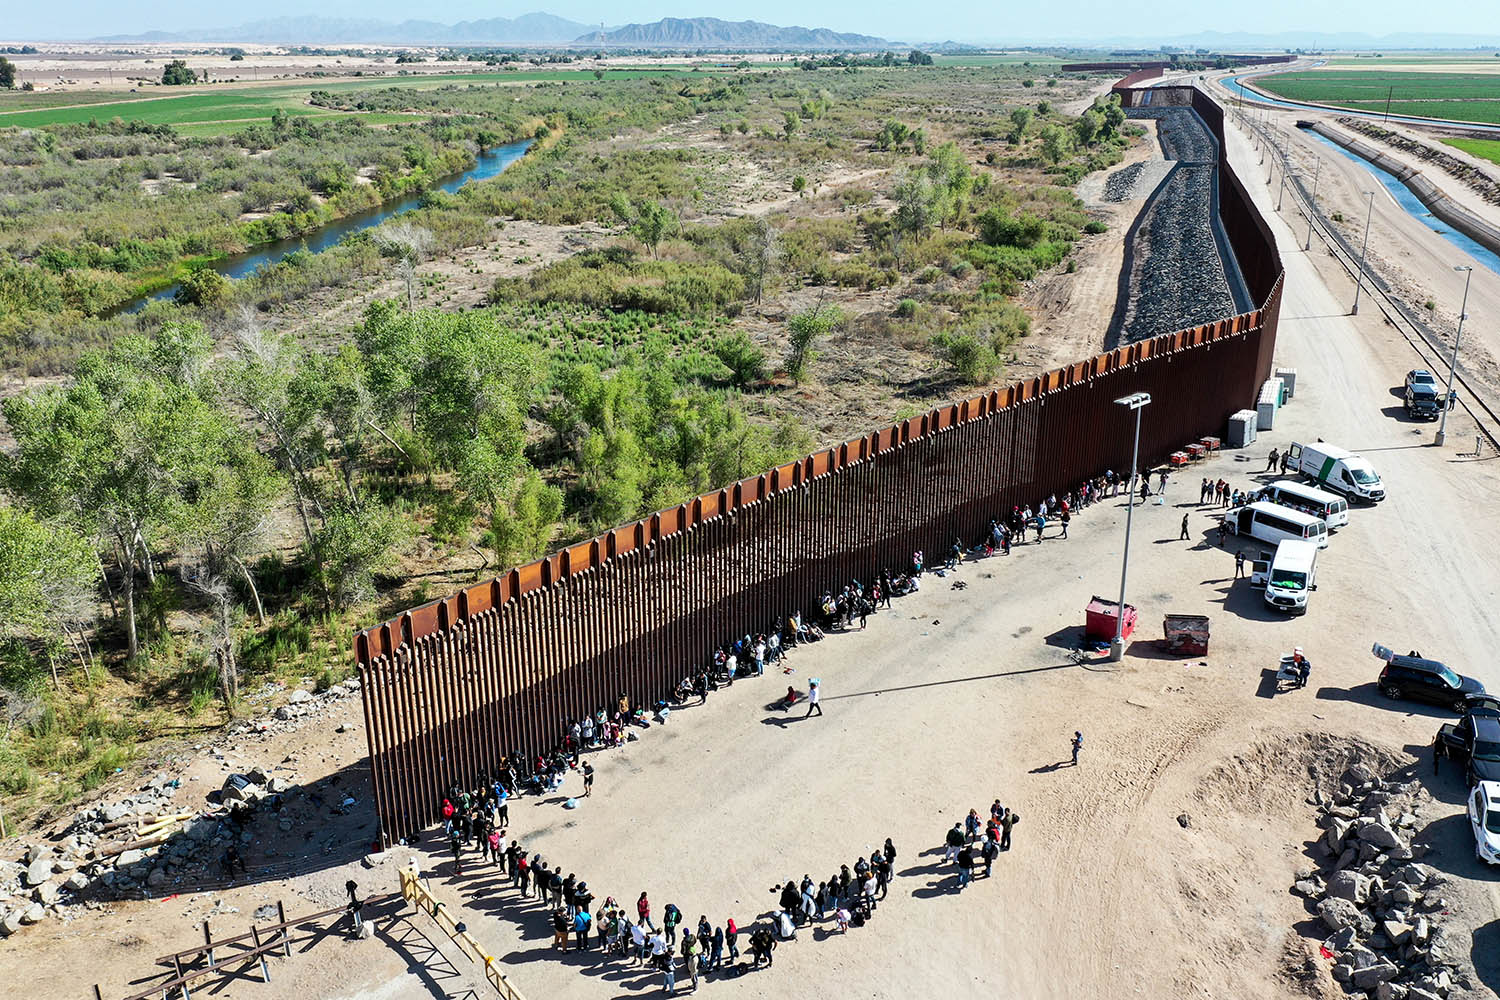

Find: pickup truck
<box><xmin>1437</xmin><ymin>711</ymin><xmax>1500</xmax><ymax>786</ymax></box>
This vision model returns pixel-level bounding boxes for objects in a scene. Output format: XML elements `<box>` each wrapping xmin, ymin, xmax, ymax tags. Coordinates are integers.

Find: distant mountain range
<box><xmin>590</xmin><ymin>18</ymin><xmax>886</xmax><ymax>49</ymax></box>
<box><xmin>93</xmin><ymin>13</ymin><xmax>891</xmax><ymax>49</ymax></box>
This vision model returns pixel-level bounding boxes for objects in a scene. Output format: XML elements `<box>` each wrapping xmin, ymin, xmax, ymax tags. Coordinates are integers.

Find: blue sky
<box><xmin>4</xmin><ymin>2</ymin><xmax>1496</xmax><ymax>44</ymax></box>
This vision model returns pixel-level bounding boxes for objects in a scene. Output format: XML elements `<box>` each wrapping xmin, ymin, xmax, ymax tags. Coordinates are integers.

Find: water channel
<box><xmin>1305</xmin><ymin>132</ymin><xmax>1500</xmax><ymax>278</ymax></box>
<box><xmin>122</xmin><ymin>137</ymin><xmax>534</xmax><ymax>313</ymax></box>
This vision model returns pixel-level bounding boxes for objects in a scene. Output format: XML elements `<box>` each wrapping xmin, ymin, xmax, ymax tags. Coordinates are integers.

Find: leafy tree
<box><xmin>174</xmin><ymin>267</ymin><xmax>230</xmax><ymax>309</ymax></box>
<box><xmin>0</xmin><ymin>505</ymin><xmax>97</xmax><ymax>688</ymax></box>
<box><xmin>609</xmin><ymin>196</ymin><xmax>679</xmax><ymax>260</ymax></box>
<box><xmin>161</xmin><ymin>59</ymin><xmax>196</xmax><ymax>86</ymax></box>
<box><xmin>1008</xmin><ymin>107</ymin><xmax>1033</xmax><ymax>143</ymax></box>
<box><xmin>304</xmin><ymin>499</ymin><xmax>408</xmax><ymax>611</ymax></box>
<box><xmin>907</xmin><ymin>49</ymin><xmax>934</xmax><ymax>66</ymax></box>
<box><xmin>782</xmin><ymin>110</ymin><xmax>800</xmax><ymax>140</ymax></box>
<box><xmin>711</xmin><ymin>332</ymin><xmax>767</xmax><ymax>387</ymax></box>
<box><xmin>1073</xmin><ymin>109</ymin><xmax>1103</xmax><ymax>147</ymax></box>
<box><xmin>0</xmin><ymin>57</ymin><xmax>15</xmax><ymax>90</ymax></box>
<box><xmin>784</xmin><ymin>307</ymin><xmax>842</xmax><ymax>385</ymax></box>
<box><xmin>1039</xmin><ymin>124</ymin><xmax>1071</xmax><ymax>164</ymax></box>
<box><xmin>739</xmin><ymin>216</ymin><xmax>782</xmax><ymax>304</ymax></box>
<box><xmin>2</xmin><ymin>323</ymin><xmax>253</xmax><ymax>661</ymax></box>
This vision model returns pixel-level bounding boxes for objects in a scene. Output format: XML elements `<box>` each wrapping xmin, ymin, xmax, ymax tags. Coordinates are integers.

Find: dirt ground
<box><xmin>8</xmin><ymin>103</ymin><xmax>1500</xmax><ymax>1000</ymax></box>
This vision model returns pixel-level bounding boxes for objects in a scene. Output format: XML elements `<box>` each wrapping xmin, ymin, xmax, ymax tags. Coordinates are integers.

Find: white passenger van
<box><xmin>1258</xmin><ymin>480</ymin><xmax>1349</xmax><ymax>529</ymax></box>
<box><xmin>1264</xmin><ymin>539</ymin><xmax>1319</xmax><ymax>614</ymax></box>
<box><xmin>1222</xmin><ymin>501</ymin><xmax>1330</xmax><ymax>550</ymax></box>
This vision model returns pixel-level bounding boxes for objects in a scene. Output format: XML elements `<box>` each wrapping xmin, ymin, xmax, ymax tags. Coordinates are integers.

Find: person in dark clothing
<box><xmin>955</xmin><ymin>846</ymin><xmax>974</xmax><ymax>890</ymax></box>
<box><xmin>1235</xmin><ymin>550</ymin><xmax>1246</xmax><ymax>578</ymax></box>
<box><xmin>981</xmin><ymin>835</ymin><xmax>999</xmax><ymax>876</ymax></box>
<box><xmin>883</xmin><ymin>838</ymin><xmax>897</xmax><ymax>866</ymax></box>
<box><xmin>582</xmin><ymin>761</ymin><xmax>594</xmax><ymax>797</ymax></box>
<box><xmin>1071</xmin><ymin>731</ymin><xmax>1083</xmax><ymax>766</ymax></box>
<box><xmin>1000</xmin><ymin>809</ymin><xmax>1019</xmax><ymax>851</ymax></box>
<box><xmin>1180</xmin><ymin>514</ymin><xmax>1190</xmax><ymax>540</ymax></box>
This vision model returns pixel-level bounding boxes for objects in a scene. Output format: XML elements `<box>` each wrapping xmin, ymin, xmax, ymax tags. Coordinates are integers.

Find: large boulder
<box><xmin>1318</xmin><ymin>897</ymin><xmax>1371</xmax><ymax>934</ymax></box>
<box><xmin>0</xmin><ymin>910</ymin><xmax>24</xmax><ymax>936</ymax></box>
<box><xmin>19</xmin><ymin>903</ymin><xmax>45</xmax><ymax>925</ymax></box>
<box><xmin>1381</xmin><ymin>920</ymin><xmax>1413</xmax><ymax>945</ymax></box>
<box><xmin>1358</xmin><ymin>820</ymin><xmax>1404</xmax><ymax>851</ymax></box>
<box><xmin>1324</xmin><ymin>818</ymin><xmax>1352</xmax><ymax>853</ymax></box>
<box><xmin>1351</xmin><ymin>960</ymin><xmax>1399</xmax><ymax>989</ymax></box>
<box><xmin>1327</xmin><ymin>870</ymin><xmax>1371</xmax><ymax>904</ymax></box>
<box><xmin>23</xmin><ymin>857</ymin><xmax>53</xmax><ymax>887</ymax></box>
<box><xmin>32</xmin><ymin>881</ymin><xmax>59</xmax><ymax>906</ymax></box>
<box><xmin>288</xmin><ymin>690</ymin><xmax>314</xmax><ymax>705</ymax></box>
<box><xmin>115</xmin><ymin>849</ymin><xmax>146</xmax><ymax>868</ymax></box>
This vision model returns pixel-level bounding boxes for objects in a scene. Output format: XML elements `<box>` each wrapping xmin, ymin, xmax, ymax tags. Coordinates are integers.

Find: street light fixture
<box><xmin>1435</xmin><ymin>265</ymin><xmax>1473</xmax><ymax>447</ymax></box>
<box><xmin>1110</xmin><ymin>392</ymin><xmax>1151</xmax><ymax>662</ymax></box>
<box><xmin>1351</xmin><ymin>190</ymin><xmax>1375</xmax><ymax>315</ymax></box>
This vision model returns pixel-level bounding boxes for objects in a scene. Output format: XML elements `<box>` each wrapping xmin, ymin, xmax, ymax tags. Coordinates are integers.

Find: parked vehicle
<box><xmin>1405</xmin><ymin>369</ymin><xmax>1440</xmax><ymax>392</ymax></box>
<box><xmin>1405</xmin><ymin>382</ymin><xmax>1442</xmax><ymax>420</ymax></box>
<box><xmin>1256</xmin><ymin>480</ymin><xmax>1349</xmax><ymax>529</ymax></box>
<box><xmin>1286</xmin><ymin>441</ymin><xmax>1385</xmax><ymax>503</ymax></box>
<box><xmin>1264</xmin><ymin>540</ymin><xmax>1319</xmax><ymax>614</ymax></box>
<box><xmin>1437</xmin><ymin>713</ymin><xmax>1500</xmax><ymax>785</ymax></box>
<box><xmin>1469</xmin><ymin>781</ymin><xmax>1500</xmax><ymax>865</ymax></box>
<box><xmin>1377</xmin><ymin>652</ymin><xmax>1485</xmax><ymax>712</ymax></box>
<box><xmin>1222</xmin><ymin>501</ymin><xmax>1329</xmax><ymax>550</ymax></box>
<box><xmin>1465</xmin><ymin>693</ymin><xmax>1500</xmax><ymax>716</ymax></box>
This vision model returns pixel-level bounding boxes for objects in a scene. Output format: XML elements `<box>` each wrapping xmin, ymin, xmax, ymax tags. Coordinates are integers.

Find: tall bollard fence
<box><xmin>354</xmin><ymin>82</ymin><xmax>1284</xmax><ymax>845</ymax></box>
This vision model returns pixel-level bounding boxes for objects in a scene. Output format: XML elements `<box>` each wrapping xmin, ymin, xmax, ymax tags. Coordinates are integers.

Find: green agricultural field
<box><xmin>0</xmin><ymin>68</ymin><xmax>695</xmax><ymax>133</ymax></box>
<box><xmin>1253</xmin><ymin>70</ymin><xmax>1500</xmax><ymax>124</ymax></box>
<box><xmin>1442</xmin><ymin>136</ymin><xmax>1500</xmax><ymax>167</ymax></box>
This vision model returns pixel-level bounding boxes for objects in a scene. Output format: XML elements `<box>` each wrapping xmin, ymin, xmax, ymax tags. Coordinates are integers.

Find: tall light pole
<box><xmin>1111</xmin><ymin>392</ymin><xmax>1151</xmax><ymax>662</ymax></box>
<box><xmin>1304</xmin><ymin>159</ymin><xmax>1322</xmax><ymax>251</ymax></box>
<box><xmin>1351</xmin><ymin>190</ymin><xmax>1375</xmax><ymax>315</ymax></box>
<box><xmin>1435</xmin><ymin>264</ymin><xmax>1473</xmax><ymax>447</ymax></box>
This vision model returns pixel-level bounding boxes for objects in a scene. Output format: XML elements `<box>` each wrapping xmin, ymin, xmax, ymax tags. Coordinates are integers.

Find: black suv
<box><xmin>1379</xmin><ymin>654</ymin><xmax>1486</xmax><ymax>712</ymax></box>
<box><xmin>1405</xmin><ymin>383</ymin><xmax>1442</xmax><ymax>420</ymax></box>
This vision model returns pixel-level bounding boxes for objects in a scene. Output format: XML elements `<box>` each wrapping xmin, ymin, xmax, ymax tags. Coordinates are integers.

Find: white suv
<box><xmin>1469</xmin><ymin>781</ymin><xmax>1500</xmax><ymax>865</ymax></box>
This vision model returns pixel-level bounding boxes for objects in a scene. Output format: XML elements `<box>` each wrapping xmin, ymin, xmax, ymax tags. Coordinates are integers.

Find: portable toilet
<box><xmin>1227</xmin><ymin>409</ymin><xmax>1258</xmax><ymax>447</ymax></box>
<box><xmin>1274</xmin><ymin>367</ymin><xmax>1297</xmax><ymax>399</ymax></box>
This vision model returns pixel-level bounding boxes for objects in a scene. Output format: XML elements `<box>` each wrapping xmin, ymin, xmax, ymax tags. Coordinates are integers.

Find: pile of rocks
<box><xmin>1295</xmin><ymin>762</ymin><xmax>1467</xmax><ymax>998</ymax></box>
<box><xmin>1104</xmin><ymin>162</ymin><xmax>1147</xmax><ymax>202</ymax></box>
<box><xmin>0</xmin><ymin>677</ymin><xmax>362</xmax><ymax>938</ymax></box>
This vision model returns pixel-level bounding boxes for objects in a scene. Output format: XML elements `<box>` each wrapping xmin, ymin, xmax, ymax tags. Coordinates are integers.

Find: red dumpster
<box><xmin>1085</xmin><ymin>596</ymin><xmax>1137</xmax><ymax>642</ymax></box>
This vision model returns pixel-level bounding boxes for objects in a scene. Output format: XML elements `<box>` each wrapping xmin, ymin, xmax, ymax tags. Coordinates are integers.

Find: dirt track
<box><xmin>10</xmin><ymin>92</ymin><xmax>1500</xmax><ymax>1000</ymax></box>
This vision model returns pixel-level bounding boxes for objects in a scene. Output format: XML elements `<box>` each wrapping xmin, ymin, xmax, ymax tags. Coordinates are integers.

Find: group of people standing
<box><xmin>943</xmin><ymin>801</ymin><xmax>1022</xmax><ymax>889</ymax></box>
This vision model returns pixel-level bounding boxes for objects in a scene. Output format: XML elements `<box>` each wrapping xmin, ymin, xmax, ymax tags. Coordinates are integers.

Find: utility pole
<box><xmin>1383</xmin><ymin>85</ymin><xmax>1393</xmax><ymax>124</ymax></box>
<box><xmin>1351</xmin><ymin>190</ymin><xmax>1375</xmax><ymax>315</ymax></box>
<box><xmin>1435</xmin><ymin>265</ymin><xmax>1473</xmax><ymax>447</ymax></box>
<box><xmin>1110</xmin><ymin>393</ymin><xmax>1151</xmax><ymax>662</ymax></box>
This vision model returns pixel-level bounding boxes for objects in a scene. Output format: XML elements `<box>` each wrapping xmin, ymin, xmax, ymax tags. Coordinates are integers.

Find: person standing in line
<box><xmin>552</xmin><ymin>907</ymin><xmax>570</xmax><ymax>950</ymax></box>
<box><xmin>663</xmin><ymin>902</ymin><xmax>682</xmax><ymax>946</ymax></box>
<box><xmin>955</xmin><ymin>846</ymin><xmax>974</xmax><ymax>890</ymax></box>
<box><xmin>1071</xmin><ymin>731</ymin><xmax>1083</xmax><ymax>766</ymax></box>
<box><xmin>582</xmin><ymin>761</ymin><xmax>595</xmax><ymax>797</ymax></box>
<box><xmin>884</xmin><ymin>837</ymin><xmax>897</xmax><ymax>868</ymax></box>
<box><xmin>1180</xmin><ymin>513</ymin><xmax>1190</xmax><ymax>540</ymax></box>
<box><xmin>682</xmin><ymin>931</ymin><xmax>701</xmax><ymax>991</ymax></box>
<box><xmin>638</xmin><ymin>891</ymin><xmax>655</xmax><ymax>932</ymax></box>
<box><xmin>710</xmin><ymin>925</ymin><xmax>724</xmax><ymax>972</ymax></box>
<box><xmin>650</xmin><ymin>926</ymin><xmax>668</xmax><ymax>969</ymax></box>
<box><xmin>965</xmin><ymin>808</ymin><xmax>981</xmax><ymax>844</ymax></box>
<box><xmin>631</xmin><ymin>920</ymin><xmax>649</xmax><ymax>965</ymax></box>
<box><xmin>944</xmin><ymin>822</ymin><xmax>964</xmax><ymax>863</ymax></box>
<box><xmin>574</xmin><ymin>908</ymin><xmax>592</xmax><ymax>951</ymax></box>
<box><xmin>981</xmin><ymin>833</ymin><xmax>999</xmax><ymax>877</ymax></box>
<box><xmin>805</xmin><ymin>679</ymin><xmax>823</xmax><ymax>718</ymax></box>
<box><xmin>1059</xmin><ymin>508</ymin><xmax>1070</xmax><ymax>539</ymax></box>
<box><xmin>660</xmin><ymin>937</ymin><xmax>676</xmax><ymax>993</ymax></box>
<box><xmin>1235</xmin><ymin>550</ymin><xmax>1246</xmax><ymax>579</ymax></box>
<box><xmin>725</xmin><ymin>917</ymin><xmax>740</xmax><ymax>963</ymax></box>
<box><xmin>1001</xmin><ymin>808</ymin><xmax>1019</xmax><ymax>851</ymax></box>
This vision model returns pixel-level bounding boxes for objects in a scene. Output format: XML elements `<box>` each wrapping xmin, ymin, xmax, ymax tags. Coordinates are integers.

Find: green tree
<box><xmin>1008</xmin><ymin>107</ymin><xmax>1033</xmax><ymax>143</ymax></box>
<box><xmin>1039</xmin><ymin>124</ymin><xmax>1071</xmax><ymax>164</ymax></box>
<box><xmin>739</xmin><ymin>216</ymin><xmax>781</xmax><ymax>304</ymax></box>
<box><xmin>373</xmin><ymin>221</ymin><xmax>434</xmax><ymax>311</ymax></box>
<box><xmin>174</xmin><ymin>267</ymin><xmax>230</xmax><ymax>309</ymax></box>
<box><xmin>1073</xmin><ymin>108</ymin><xmax>1103</xmax><ymax>147</ymax></box>
<box><xmin>0</xmin><ymin>505</ymin><xmax>97</xmax><ymax>688</ymax></box>
<box><xmin>0</xmin><ymin>57</ymin><xmax>15</xmax><ymax>89</ymax></box>
<box><xmin>784</xmin><ymin>307</ymin><xmax>841</xmax><ymax>385</ymax></box>
<box><xmin>2</xmin><ymin>323</ymin><xmax>252</xmax><ymax>661</ymax></box>
<box><xmin>931</xmin><ymin>331</ymin><xmax>1000</xmax><ymax>385</ymax></box>
<box><xmin>609</xmin><ymin>196</ymin><xmax>679</xmax><ymax>260</ymax></box>
<box><xmin>782</xmin><ymin>110</ymin><xmax>800</xmax><ymax>140</ymax></box>
<box><xmin>161</xmin><ymin>59</ymin><xmax>196</xmax><ymax>85</ymax></box>
<box><xmin>304</xmin><ymin>499</ymin><xmax>408</xmax><ymax>611</ymax></box>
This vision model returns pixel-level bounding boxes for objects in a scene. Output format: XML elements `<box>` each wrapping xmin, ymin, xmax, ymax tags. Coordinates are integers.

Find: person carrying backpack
<box><xmin>981</xmin><ymin>835</ymin><xmax>999</xmax><ymax>877</ymax></box>
<box><xmin>663</xmin><ymin>902</ymin><xmax>682</xmax><ymax>946</ymax></box>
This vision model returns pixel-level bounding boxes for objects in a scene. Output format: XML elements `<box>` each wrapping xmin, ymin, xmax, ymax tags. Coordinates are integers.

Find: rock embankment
<box><xmin>1294</xmin><ymin>760</ymin><xmax>1470</xmax><ymax>999</ymax></box>
<box><xmin>0</xmin><ymin>677</ymin><xmax>363</xmax><ymax>938</ymax></box>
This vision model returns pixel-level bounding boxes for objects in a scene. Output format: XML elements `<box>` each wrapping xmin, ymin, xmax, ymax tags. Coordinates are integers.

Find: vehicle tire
<box><xmin>1381</xmin><ymin>684</ymin><xmax>1402</xmax><ymax>700</ymax></box>
<box><xmin>1455</xmin><ymin>698</ymin><xmax>1470</xmax><ymax>714</ymax></box>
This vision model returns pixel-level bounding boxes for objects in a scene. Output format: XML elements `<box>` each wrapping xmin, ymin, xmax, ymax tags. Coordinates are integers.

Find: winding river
<box><xmin>123</xmin><ymin>137</ymin><xmax>533</xmax><ymax>313</ymax></box>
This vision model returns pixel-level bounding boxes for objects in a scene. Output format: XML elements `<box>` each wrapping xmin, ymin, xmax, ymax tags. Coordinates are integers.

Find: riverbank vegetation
<box><xmin>1</xmin><ymin>64</ymin><xmax>1130</xmax><ymax>831</ymax></box>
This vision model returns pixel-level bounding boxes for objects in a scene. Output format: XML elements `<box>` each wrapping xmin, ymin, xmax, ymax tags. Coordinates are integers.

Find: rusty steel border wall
<box><xmin>352</xmin><ymin>83</ymin><xmax>1285</xmax><ymax>844</ymax></box>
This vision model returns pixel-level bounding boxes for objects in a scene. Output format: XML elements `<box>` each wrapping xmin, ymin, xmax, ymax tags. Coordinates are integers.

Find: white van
<box><xmin>1264</xmin><ymin>539</ymin><xmax>1319</xmax><ymax>614</ymax></box>
<box><xmin>1222</xmin><ymin>501</ymin><xmax>1330</xmax><ymax>549</ymax></box>
<box><xmin>1287</xmin><ymin>441</ymin><xmax>1385</xmax><ymax>503</ymax></box>
<box><xmin>1258</xmin><ymin>480</ymin><xmax>1350</xmax><ymax>529</ymax></box>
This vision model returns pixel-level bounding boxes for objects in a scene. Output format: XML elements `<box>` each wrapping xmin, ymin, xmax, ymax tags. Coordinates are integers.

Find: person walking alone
<box><xmin>1180</xmin><ymin>513</ymin><xmax>1190</xmax><ymax>541</ymax></box>
<box><xmin>805</xmin><ymin>679</ymin><xmax>823</xmax><ymax>718</ymax></box>
<box><xmin>1070</xmin><ymin>731</ymin><xmax>1083</xmax><ymax>766</ymax></box>
<box><xmin>1235</xmin><ymin>550</ymin><xmax>1246</xmax><ymax>579</ymax></box>
<box><xmin>582</xmin><ymin>761</ymin><xmax>595</xmax><ymax>797</ymax></box>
